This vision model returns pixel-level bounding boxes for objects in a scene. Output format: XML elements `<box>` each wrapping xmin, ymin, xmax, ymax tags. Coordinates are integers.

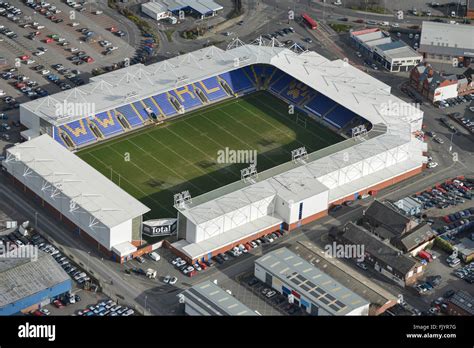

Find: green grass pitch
<box><xmin>78</xmin><ymin>91</ymin><xmax>344</xmax><ymax>218</ymax></box>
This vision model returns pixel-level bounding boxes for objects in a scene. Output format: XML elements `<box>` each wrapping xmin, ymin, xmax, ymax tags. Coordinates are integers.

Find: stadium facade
<box><xmin>7</xmin><ymin>42</ymin><xmax>426</xmax><ymax>262</ymax></box>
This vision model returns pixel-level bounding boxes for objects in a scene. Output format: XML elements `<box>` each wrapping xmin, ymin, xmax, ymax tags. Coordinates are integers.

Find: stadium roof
<box><xmin>21</xmin><ymin>43</ymin><xmax>422</xmax><ymax>129</ymax></box>
<box><xmin>0</xmin><ymin>246</ymin><xmax>71</xmax><ymax>308</ymax></box>
<box><xmin>180</xmin><ymin>280</ymin><xmax>257</xmax><ymax>316</ymax></box>
<box><xmin>3</xmin><ymin>135</ymin><xmax>150</xmax><ymax>229</ymax></box>
<box><xmin>420</xmin><ymin>21</ymin><xmax>474</xmax><ymax>56</ymax></box>
<box><xmin>255</xmin><ymin>248</ymin><xmax>370</xmax><ymax>315</ymax></box>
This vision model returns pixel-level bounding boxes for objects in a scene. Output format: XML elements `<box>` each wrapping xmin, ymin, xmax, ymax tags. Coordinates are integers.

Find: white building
<box><xmin>141</xmin><ymin>2</ymin><xmax>171</xmax><ymax>21</ymax></box>
<box><xmin>351</xmin><ymin>28</ymin><xmax>422</xmax><ymax>72</ymax></box>
<box><xmin>419</xmin><ymin>21</ymin><xmax>474</xmax><ymax>66</ymax></box>
<box><xmin>1</xmin><ymin>135</ymin><xmax>150</xmax><ymax>262</ymax></box>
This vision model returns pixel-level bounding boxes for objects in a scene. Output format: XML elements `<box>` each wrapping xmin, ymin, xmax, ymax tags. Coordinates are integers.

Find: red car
<box><xmin>32</xmin><ymin>310</ymin><xmax>45</xmax><ymax>316</ymax></box>
<box><xmin>82</xmin><ymin>56</ymin><xmax>94</xmax><ymax>63</ymax></box>
<box><xmin>19</xmin><ymin>55</ymin><xmax>30</xmax><ymax>61</ymax></box>
<box><xmin>109</xmin><ymin>26</ymin><xmax>118</xmax><ymax>32</ymax></box>
<box><xmin>198</xmin><ymin>261</ymin><xmax>207</xmax><ymax>270</ymax></box>
<box><xmin>44</xmin><ymin>38</ymin><xmax>54</xmax><ymax>44</ymax></box>
<box><xmin>443</xmin><ymin>216</ymin><xmax>450</xmax><ymax>223</ymax></box>
<box><xmin>188</xmin><ymin>270</ymin><xmax>197</xmax><ymax>277</ymax></box>
<box><xmin>53</xmin><ymin>299</ymin><xmax>64</xmax><ymax>308</ymax></box>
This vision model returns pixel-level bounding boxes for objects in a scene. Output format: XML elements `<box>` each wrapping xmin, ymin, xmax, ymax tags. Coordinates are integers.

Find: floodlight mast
<box><xmin>174</xmin><ymin>190</ymin><xmax>192</xmax><ymax>210</ymax></box>
<box><xmin>241</xmin><ymin>163</ymin><xmax>258</xmax><ymax>184</ymax></box>
<box><xmin>351</xmin><ymin>125</ymin><xmax>368</xmax><ymax>139</ymax></box>
<box><xmin>291</xmin><ymin>146</ymin><xmax>308</xmax><ymax>164</ymax></box>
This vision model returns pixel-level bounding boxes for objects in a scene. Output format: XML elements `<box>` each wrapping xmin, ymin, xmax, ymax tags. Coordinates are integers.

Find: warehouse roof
<box><xmin>420</xmin><ymin>21</ymin><xmax>474</xmax><ymax>53</ymax></box>
<box><xmin>2</xmin><ymin>135</ymin><xmax>150</xmax><ymax>229</ymax></box>
<box><xmin>255</xmin><ymin>247</ymin><xmax>369</xmax><ymax>315</ymax></box>
<box><xmin>180</xmin><ymin>281</ymin><xmax>257</xmax><ymax>316</ymax></box>
<box><xmin>0</xmin><ymin>246</ymin><xmax>71</xmax><ymax>308</ymax></box>
<box><xmin>166</xmin><ymin>0</ymin><xmax>223</xmax><ymax>14</ymax></box>
<box><xmin>142</xmin><ymin>1</ymin><xmax>168</xmax><ymax>13</ymax></box>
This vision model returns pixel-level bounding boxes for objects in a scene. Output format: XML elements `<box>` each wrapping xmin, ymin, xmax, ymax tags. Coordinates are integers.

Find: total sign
<box><xmin>142</xmin><ymin>218</ymin><xmax>177</xmax><ymax>237</ymax></box>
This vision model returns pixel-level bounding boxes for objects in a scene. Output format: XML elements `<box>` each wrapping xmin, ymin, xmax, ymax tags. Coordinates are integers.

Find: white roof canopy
<box><xmin>4</xmin><ymin>135</ymin><xmax>150</xmax><ymax>229</ymax></box>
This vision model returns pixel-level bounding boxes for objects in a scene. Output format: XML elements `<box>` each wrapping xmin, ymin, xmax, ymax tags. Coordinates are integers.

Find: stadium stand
<box><xmin>304</xmin><ymin>93</ymin><xmax>337</xmax><ymax>117</ymax></box>
<box><xmin>170</xmin><ymin>85</ymin><xmax>203</xmax><ymax>109</ymax></box>
<box><xmin>242</xmin><ymin>66</ymin><xmax>258</xmax><ymax>87</ymax></box>
<box><xmin>152</xmin><ymin>92</ymin><xmax>178</xmax><ymax>116</ymax></box>
<box><xmin>53</xmin><ymin>128</ymin><xmax>69</xmax><ymax>148</ymax></box>
<box><xmin>269</xmin><ymin>73</ymin><xmax>294</xmax><ymax>94</ymax></box>
<box><xmin>116</xmin><ymin>104</ymin><xmax>145</xmax><ymax>128</ymax></box>
<box><xmin>131</xmin><ymin>102</ymin><xmax>151</xmax><ymax>122</ymax></box>
<box><xmin>323</xmin><ymin>105</ymin><xmax>358</xmax><ymax>129</ymax></box>
<box><xmin>139</xmin><ymin>98</ymin><xmax>165</xmax><ymax>119</ymax></box>
<box><xmin>281</xmin><ymin>80</ymin><xmax>315</xmax><ymax>105</ymax></box>
<box><xmin>195</xmin><ymin>77</ymin><xmax>228</xmax><ymax>101</ymax></box>
<box><xmin>219</xmin><ymin>69</ymin><xmax>255</xmax><ymax>93</ymax></box>
<box><xmin>60</xmin><ymin>119</ymin><xmax>97</xmax><ymax>146</ymax></box>
<box><xmin>93</xmin><ymin>111</ymin><xmax>125</xmax><ymax>137</ymax></box>
<box><xmin>48</xmin><ymin>65</ymin><xmax>365</xmax><ymax>149</ymax></box>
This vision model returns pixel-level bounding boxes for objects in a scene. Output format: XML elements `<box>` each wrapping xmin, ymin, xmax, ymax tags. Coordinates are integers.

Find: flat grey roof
<box><xmin>180</xmin><ymin>280</ymin><xmax>257</xmax><ymax>316</ymax></box>
<box><xmin>0</xmin><ymin>246</ymin><xmax>71</xmax><ymax>308</ymax></box>
<box><xmin>255</xmin><ymin>247</ymin><xmax>369</xmax><ymax>315</ymax></box>
<box><xmin>420</xmin><ymin>21</ymin><xmax>474</xmax><ymax>53</ymax></box>
<box><xmin>166</xmin><ymin>0</ymin><xmax>223</xmax><ymax>14</ymax></box>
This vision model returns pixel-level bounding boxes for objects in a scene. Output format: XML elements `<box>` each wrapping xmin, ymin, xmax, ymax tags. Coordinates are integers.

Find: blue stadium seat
<box><xmin>60</xmin><ymin>119</ymin><xmax>97</xmax><ymax>146</ymax></box>
<box><xmin>323</xmin><ymin>106</ymin><xmax>357</xmax><ymax>129</ymax></box>
<box><xmin>53</xmin><ymin>127</ymin><xmax>68</xmax><ymax>148</ymax></box>
<box><xmin>242</xmin><ymin>66</ymin><xmax>258</xmax><ymax>86</ymax></box>
<box><xmin>139</xmin><ymin>98</ymin><xmax>163</xmax><ymax>118</ymax></box>
<box><xmin>131</xmin><ymin>102</ymin><xmax>151</xmax><ymax>121</ymax></box>
<box><xmin>169</xmin><ymin>84</ymin><xmax>202</xmax><ymax>109</ymax></box>
<box><xmin>152</xmin><ymin>92</ymin><xmax>178</xmax><ymax>116</ymax></box>
<box><xmin>280</xmin><ymin>80</ymin><xmax>315</xmax><ymax>104</ymax></box>
<box><xmin>195</xmin><ymin>77</ymin><xmax>227</xmax><ymax>101</ymax></box>
<box><xmin>269</xmin><ymin>73</ymin><xmax>293</xmax><ymax>94</ymax></box>
<box><xmin>116</xmin><ymin>104</ymin><xmax>144</xmax><ymax>128</ymax></box>
<box><xmin>219</xmin><ymin>69</ymin><xmax>255</xmax><ymax>93</ymax></box>
<box><xmin>266</xmin><ymin>68</ymin><xmax>285</xmax><ymax>88</ymax></box>
<box><xmin>304</xmin><ymin>94</ymin><xmax>337</xmax><ymax>117</ymax></box>
<box><xmin>93</xmin><ymin>111</ymin><xmax>124</xmax><ymax>137</ymax></box>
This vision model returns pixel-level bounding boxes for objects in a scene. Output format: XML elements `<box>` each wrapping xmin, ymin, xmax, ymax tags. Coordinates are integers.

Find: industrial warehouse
<box><xmin>180</xmin><ymin>280</ymin><xmax>257</xmax><ymax>316</ymax></box>
<box><xmin>0</xmin><ymin>246</ymin><xmax>72</xmax><ymax>315</ymax></box>
<box><xmin>6</xmin><ymin>43</ymin><xmax>426</xmax><ymax>263</ymax></box>
<box><xmin>254</xmin><ymin>248</ymin><xmax>370</xmax><ymax>315</ymax></box>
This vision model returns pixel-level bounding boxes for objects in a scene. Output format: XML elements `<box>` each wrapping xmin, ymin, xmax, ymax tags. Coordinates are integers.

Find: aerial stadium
<box><xmin>2</xmin><ymin>40</ymin><xmax>427</xmax><ymax>263</ymax></box>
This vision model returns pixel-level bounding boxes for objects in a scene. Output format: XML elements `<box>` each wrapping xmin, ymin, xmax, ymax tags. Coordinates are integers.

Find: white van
<box><xmin>148</xmin><ymin>251</ymin><xmax>160</xmax><ymax>261</ymax></box>
<box><xmin>448</xmin><ymin>258</ymin><xmax>460</xmax><ymax>267</ymax></box>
